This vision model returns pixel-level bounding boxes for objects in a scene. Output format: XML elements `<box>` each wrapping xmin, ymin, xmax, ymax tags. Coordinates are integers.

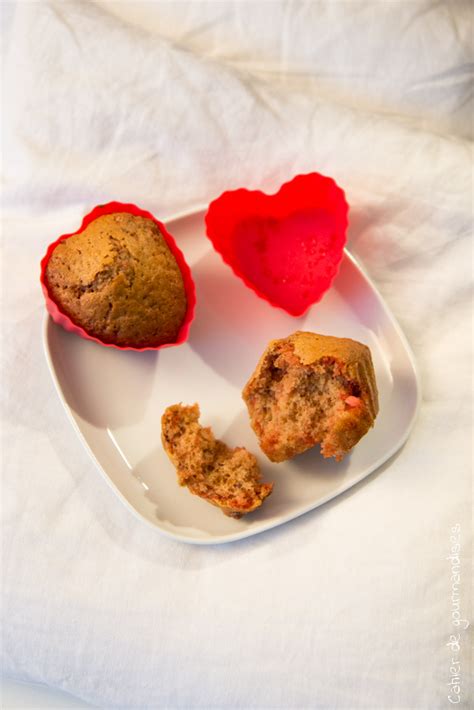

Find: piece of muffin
<box><xmin>161</xmin><ymin>404</ymin><xmax>273</xmax><ymax>518</ymax></box>
<box><xmin>45</xmin><ymin>213</ymin><xmax>187</xmax><ymax>348</ymax></box>
<box><xmin>242</xmin><ymin>331</ymin><xmax>379</xmax><ymax>462</ymax></box>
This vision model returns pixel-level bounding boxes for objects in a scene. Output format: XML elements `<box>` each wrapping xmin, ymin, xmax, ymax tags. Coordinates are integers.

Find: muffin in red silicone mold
<box><xmin>205</xmin><ymin>173</ymin><xmax>349</xmax><ymax>317</ymax></box>
<box><xmin>40</xmin><ymin>202</ymin><xmax>196</xmax><ymax>351</ymax></box>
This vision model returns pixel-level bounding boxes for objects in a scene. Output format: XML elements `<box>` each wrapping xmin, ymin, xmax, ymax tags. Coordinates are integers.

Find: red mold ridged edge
<box><xmin>40</xmin><ymin>201</ymin><xmax>196</xmax><ymax>351</ymax></box>
<box><xmin>204</xmin><ymin>173</ymin><xmax>349</xmax><ymax>317</ymax></box>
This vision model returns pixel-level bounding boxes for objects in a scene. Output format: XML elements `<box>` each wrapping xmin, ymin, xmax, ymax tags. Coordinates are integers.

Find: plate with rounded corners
<box><xmin>43</xmin><ymin>207</ymin><xmax>421</xmax><ymax>544</ymax></box>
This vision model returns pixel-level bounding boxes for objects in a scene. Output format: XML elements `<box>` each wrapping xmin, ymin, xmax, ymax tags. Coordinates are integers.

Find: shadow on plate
<box><xmin>131</xmin><ymin>440</ymin><xmax>290</xmax><ymax>532</ymax></box>
<box><xmin>48</xmin><ymin>320</ymin><xmax>158</xmax><ymax>428</ymax></box>
<box><xmin>289</xmin><ymin>443</ymin><xmax>352</xmax><ymax>479</ymax></box>
<box><xmin>188</xmin><ymin>250</ymin><xmax>304</xmax><ymax>388</ymax></box>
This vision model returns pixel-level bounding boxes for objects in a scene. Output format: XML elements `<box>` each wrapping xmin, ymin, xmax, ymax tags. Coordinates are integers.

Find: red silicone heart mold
<box><xmin>40</xmin><ymin>202</ymin><xmax>196</xmax><ymax>351</ymax></box>
<box><xmin>205</xmin><ymin>173</ymin><xmax>349</xmax><ymax>316</ymax></box>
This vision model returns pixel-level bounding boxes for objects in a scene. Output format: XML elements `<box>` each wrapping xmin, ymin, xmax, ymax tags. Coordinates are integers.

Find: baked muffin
<box><xmin>45</xmin><ymin>213</ymin><xmax>187</xmax><ymax>348</ymax></box>
<box><xmin>242</xmin><ymin>331</ymin><xmax>379</xmax><ymax>462</ymax></box>
<box><xmin>161</xmin><ymin>404</ymin><xmax>273</xmax><ymax>518</ymax></box>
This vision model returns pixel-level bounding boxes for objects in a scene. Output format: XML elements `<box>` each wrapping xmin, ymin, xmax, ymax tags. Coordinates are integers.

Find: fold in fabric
<box><xmin>2</xmin><ymin>2</ymin><xmax>472</xmax><ymax>708</ymax></box>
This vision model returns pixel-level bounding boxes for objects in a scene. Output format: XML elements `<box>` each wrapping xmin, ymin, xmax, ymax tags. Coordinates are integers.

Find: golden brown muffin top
<box><xmin>288</xmin><ymin>331</ymin><xmax>371</xmax><ymax>366</ymax></box>
<box><xmin>45</xmin><ymin>213</ymin><xmax>187</xmax><ymax>348</ymax></box>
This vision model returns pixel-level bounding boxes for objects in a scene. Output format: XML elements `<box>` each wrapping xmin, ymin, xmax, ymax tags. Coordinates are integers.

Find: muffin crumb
<box><xmin>161</xmin><ymin>403</ymin><xmax>273</xmax><ymax>518</ymax></box>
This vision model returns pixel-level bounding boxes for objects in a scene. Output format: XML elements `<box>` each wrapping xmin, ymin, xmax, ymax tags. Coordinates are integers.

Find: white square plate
<box><xmin>43</xmin><ymin>208</ymin><xmax>420</xmax><ymax>544</ymax></box>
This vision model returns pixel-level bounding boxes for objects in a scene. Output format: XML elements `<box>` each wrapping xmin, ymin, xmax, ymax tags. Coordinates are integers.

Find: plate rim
<box><xmin>42</xmin><ymin>206</ymin><xmax>422</xmax><ymax>545</ymax></box>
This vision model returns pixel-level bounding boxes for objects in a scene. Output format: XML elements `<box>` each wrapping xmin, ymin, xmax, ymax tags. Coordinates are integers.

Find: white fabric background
<box><xmin>2</xmin><ymin>1</ymin><xmax>472</xmax><ymax>708</ymax></box>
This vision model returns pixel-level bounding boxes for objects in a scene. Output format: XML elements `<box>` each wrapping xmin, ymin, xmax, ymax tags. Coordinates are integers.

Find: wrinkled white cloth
<box><xmin>2</xmin><ymin>1</ymin><xmax>472</xmax><ymax>708</ymax></box>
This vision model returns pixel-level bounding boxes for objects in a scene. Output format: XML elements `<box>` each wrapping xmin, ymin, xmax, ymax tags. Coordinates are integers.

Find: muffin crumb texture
<box><xmin>45</xmin><ymin>213</ymin><xmax>187</xmax><ymax>347</ymax></box>
<box><xmin>161</xmin><ymin>403</ymin><xmax>273</xmax><ymax>518</ymax></box>
<box><xmin>243</xmin><ymin>331</ymin><xmax>379</xmax><ymax>462</ymax></box>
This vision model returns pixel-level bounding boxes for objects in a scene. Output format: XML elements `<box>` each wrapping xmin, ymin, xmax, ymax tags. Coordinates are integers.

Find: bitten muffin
<box><xmin>45</xmin><ymin>213</ymin><xmax>187</xmax><ymax>347</ymax></box>
<box><xmin>242</xmin><ymin>331</ymin><xmax>379</xmax><ymax>462</ymax></box>
<box><xmin>161</xmin><ymin>404</ymin><xmax>273</xmax><ymax>518</ymax></box>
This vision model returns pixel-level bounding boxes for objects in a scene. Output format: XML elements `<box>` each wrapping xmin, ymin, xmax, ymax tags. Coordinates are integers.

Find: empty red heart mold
<box><xmin>40</xmin><ymin>202</ymin><xmax>196</xmax><ymax>351</ymax></box>
<box><xmin>205</xmin><ymin>173</ymin><xmax>349</xmax><ymax>316</ymax></box>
